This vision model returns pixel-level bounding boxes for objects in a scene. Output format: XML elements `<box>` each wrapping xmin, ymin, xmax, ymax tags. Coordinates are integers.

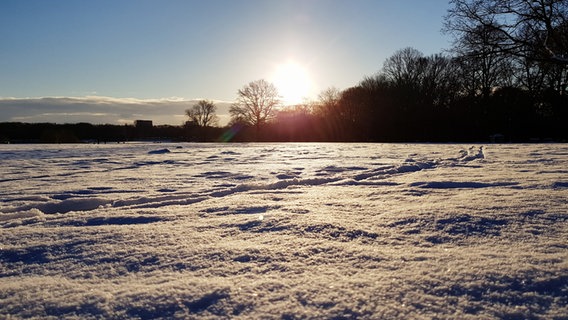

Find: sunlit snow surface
<box><xmin>1</xmin><ymin>143</ymin><xmax>567</xmax><ymax>319</ymax></box>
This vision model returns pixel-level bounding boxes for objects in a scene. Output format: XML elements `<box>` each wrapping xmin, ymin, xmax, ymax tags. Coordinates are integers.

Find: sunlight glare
<box><xmin>271</xmin><ymin>61</ymin><xmax>313</xmax><ymax>106</ymax></box>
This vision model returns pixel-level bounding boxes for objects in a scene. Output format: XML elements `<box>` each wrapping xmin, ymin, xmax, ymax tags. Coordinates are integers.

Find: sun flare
<box><xmin>271</xmin><ymin>61</ymin><xmax>313</xmax><ymax>106</ymax></box>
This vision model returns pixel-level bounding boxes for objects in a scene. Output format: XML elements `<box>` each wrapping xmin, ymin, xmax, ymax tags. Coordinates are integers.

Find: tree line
<box><xmin>186</xmin><ymin>0</ymin><xmax>567</xmax><ymax>142</ymax></box>
<box><xmin>2</xmin><ymin>0</ymin><xmax>566</xmax><ymax>143</ymax></box>
<box><xmin>0</xmin><ymin>122</ymin><xmax>223</xmax><ymax>143</ymax></box>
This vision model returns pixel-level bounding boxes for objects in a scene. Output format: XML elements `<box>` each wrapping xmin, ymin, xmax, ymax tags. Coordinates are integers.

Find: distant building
<box><xmin>134</xmin><ymin>120</ymin><xmax>153</xmax><ymax>129</ymax></box>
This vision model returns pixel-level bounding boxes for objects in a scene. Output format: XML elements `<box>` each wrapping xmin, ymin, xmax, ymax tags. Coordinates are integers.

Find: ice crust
<box><xmin>1</xmin><ymin>143</ymin><xmax>567</xmax><ymax>319</ymax></box>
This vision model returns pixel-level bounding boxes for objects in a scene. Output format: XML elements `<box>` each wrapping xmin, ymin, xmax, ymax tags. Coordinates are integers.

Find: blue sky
<box><xmin>0</xmin><ymin>0</ymin><xmax>452</xmax><ymax>125</ymax></box>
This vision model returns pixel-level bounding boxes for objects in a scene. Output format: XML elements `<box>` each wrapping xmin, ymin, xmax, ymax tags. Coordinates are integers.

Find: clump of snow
<box><xmin>148</xmin><ymin>148</ymin><xmax>171</xmax><ymax>154</ymax></box>
<box><xmin>0</xmin><ymin>209</ymin><xmax>45</xmax><ymax>228</ymax></box>
<box><xmin>455</xmin><ymin>146</ymin><xmax>485</xmax><ymax>162</ymax></box>
<box><xmin>0</xmin><ymin>209</ymin><xmax>43</xmax><ymax>222</ymax></box>
<box><xmin>0</xmin><ymin>143</ymin><xmax>566</xmax><ymax>319</ymax></box>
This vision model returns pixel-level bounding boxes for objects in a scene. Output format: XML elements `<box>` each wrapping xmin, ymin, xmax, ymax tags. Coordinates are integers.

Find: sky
<box><xmin>0</xmin><ymin>0</ymin><xmax>452</xmax><ymax>125</ymax></box>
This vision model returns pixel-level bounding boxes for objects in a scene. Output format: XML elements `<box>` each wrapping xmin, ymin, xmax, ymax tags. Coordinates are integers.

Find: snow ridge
<box><xmin>1</xmin><ymin>145</ymin><xmax>496</xmax><ymax>215</ymax></box>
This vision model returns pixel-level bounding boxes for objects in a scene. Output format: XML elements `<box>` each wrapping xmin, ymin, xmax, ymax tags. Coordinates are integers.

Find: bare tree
<box><xmin>444</xmin><ymin>0</ymin><xmax>568</xmax><ymax>64</ymax></box>
<box><xmin>185</xmin><ymin>100</ymin><xmax>219</xmax><ymax>127</ymax></box>
<box><xmin>420</xmin><ymin>54</ymin><xmax>463</xmax><ymax>107</ymax></box>
<box><xmin>382</xmin><ymin>47</ymin><xmax>427</xmax><ymax>88</ymax></box>
<box><xmin>230</xmin><ymin>79</ymin><xmax>280</xmax><ymax>137</ymax></box>
<box><xmin>314</xmin><ymin>87</ymin><xmax>341</xmax><ymax>118</ymax></box>
<box><xmin>453</xmin><ymin>24</ymin><xmax>512</xmax><ymax>98</ymax></box>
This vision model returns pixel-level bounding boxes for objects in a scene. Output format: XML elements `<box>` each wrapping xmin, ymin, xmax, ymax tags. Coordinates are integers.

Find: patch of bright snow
<box><xmin>1</xmin><ymin>143</ymin><xmax>567</xmax><ymax>319</ymax></box>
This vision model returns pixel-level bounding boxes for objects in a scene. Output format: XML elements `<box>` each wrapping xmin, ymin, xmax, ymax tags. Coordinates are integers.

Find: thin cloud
<box><xmin>0</xmin><ymin>96</ymin><xmax>232</xmax><ymax>126</ymax></box>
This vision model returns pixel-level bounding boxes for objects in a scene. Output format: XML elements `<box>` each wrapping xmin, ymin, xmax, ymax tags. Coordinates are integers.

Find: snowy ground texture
<box><xmin>1</xmin><ymin>143</ymin><xmax>567</xmax><ymax>319</ymax></box>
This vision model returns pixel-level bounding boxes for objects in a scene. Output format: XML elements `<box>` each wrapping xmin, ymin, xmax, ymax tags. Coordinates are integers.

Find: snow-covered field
<box><xmin>1</xmin><ymin>143</ymin><xmax>566</xmax><ymax>319</ymax></box>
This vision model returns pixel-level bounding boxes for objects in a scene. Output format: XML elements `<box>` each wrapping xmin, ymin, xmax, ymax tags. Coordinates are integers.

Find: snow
<box><xmin>1</xmin><ymin>142</ymin><xmax>567</xmax><ymax>319</ymax></box>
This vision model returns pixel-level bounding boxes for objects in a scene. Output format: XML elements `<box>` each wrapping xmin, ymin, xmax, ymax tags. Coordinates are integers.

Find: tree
<box><xmin>185</xmin><ymin>100</ymin><xmax>219</xmax><ymax>127</ymax></box>
<box><xmin>444</xmin><ymin>0</ymin><xmax>568</xmax><ymax>64</ymax></box>
<box><xmin>382</xmin><ymin>48</ymin><xmax>461</xmax><ymax>103</ymax></box>
<box><xmin>382</xmin><ymin>47</ymin><xmax>427</xmax><ymax>88</ymax></box>
<box><xmin>314</xmin><ymin>87</ymin><xmax>341</xmax><ymax>113</ymax></box>
<box><xmin>452</xmin><ymin>24</ymin><xmax>512</xmax><ymax>98</ymax></box>
<box><xmin>381</xmin><ymin>47</ymin><xmax>435</xmax><ymax>123</ymax></box>
<box><xmin>311</xmin><ymin>87</ymin><xmax>343</xmax><ymax>140</ymax></box>
<box><xmin>230</xmin><ymin>79</ymin><xmax>281</xmax><ymax>139</ymax></box>
<box><xmin>337</xmin><ymin>86</ymin><xmax>371</xmax><ymax>140</ymax></box>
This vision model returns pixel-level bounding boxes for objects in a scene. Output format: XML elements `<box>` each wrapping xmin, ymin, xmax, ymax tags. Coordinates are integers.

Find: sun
<box><xmin>271</xmin><ymin>61</ymin><xmax>313</xmax><ymax>106</ymax></box>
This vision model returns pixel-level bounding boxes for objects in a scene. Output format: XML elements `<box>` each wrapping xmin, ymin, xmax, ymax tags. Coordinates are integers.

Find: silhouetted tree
<box><xmin>358</xmin><ymin>75</ymin><xmax>398</xmax><ymax>140</ymax></box>
<box><xmin>382</xmin><ymin>47</ymin><xmax>427</xmax><ymax>88</ymax></box>
<box><xmin>450</xmin><ymin>24</ymin><xmax>512</xmax><ymax>98</ymax></box>
<box><xmin>443</xmin><ymin>0</ymin><xmax>567</xmax><ymax>140</ymax></box>
<box><xmin>230</xmin><ymin>79</ymin><xmax>281</xmax><ymax>140</ymax></box>
<box><xmin>445</xmin><ymin>0</ymin><xmax>567</xmax><ymax>61</ymax></box>
<box><xmin>313</xmin><ymin>87</ymin><xmax>340</xmax><ymax>116</ymax></box>
<box><xmin>421</xmin><ymin>54</ymin><xmax>462</xmax><ymax>108</ymax></box>
<box><xmin>271</xmin><ymin>105</ymin><xmax>318</xmax><ymax>141</ymax></box>
<box><xmin>185</xmin><ymin>100</ymin><xmax>219</xmax><ymax>127</ymax></box>
<box><xmin>312</xmin><ymin>87</ymin><xmax>343</xmax><ymax>140</ymax></box>
<box><xmin>337</xmin><ymin>86</ymin><xmax>376</xmax><ymax>140</ymax></box>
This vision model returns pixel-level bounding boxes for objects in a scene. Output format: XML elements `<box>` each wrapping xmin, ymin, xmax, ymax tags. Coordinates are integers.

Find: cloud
<box><xmin>0</xmin><ymin>96</ymin><xmax>233</xmax><ymax>126</ymax></box>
